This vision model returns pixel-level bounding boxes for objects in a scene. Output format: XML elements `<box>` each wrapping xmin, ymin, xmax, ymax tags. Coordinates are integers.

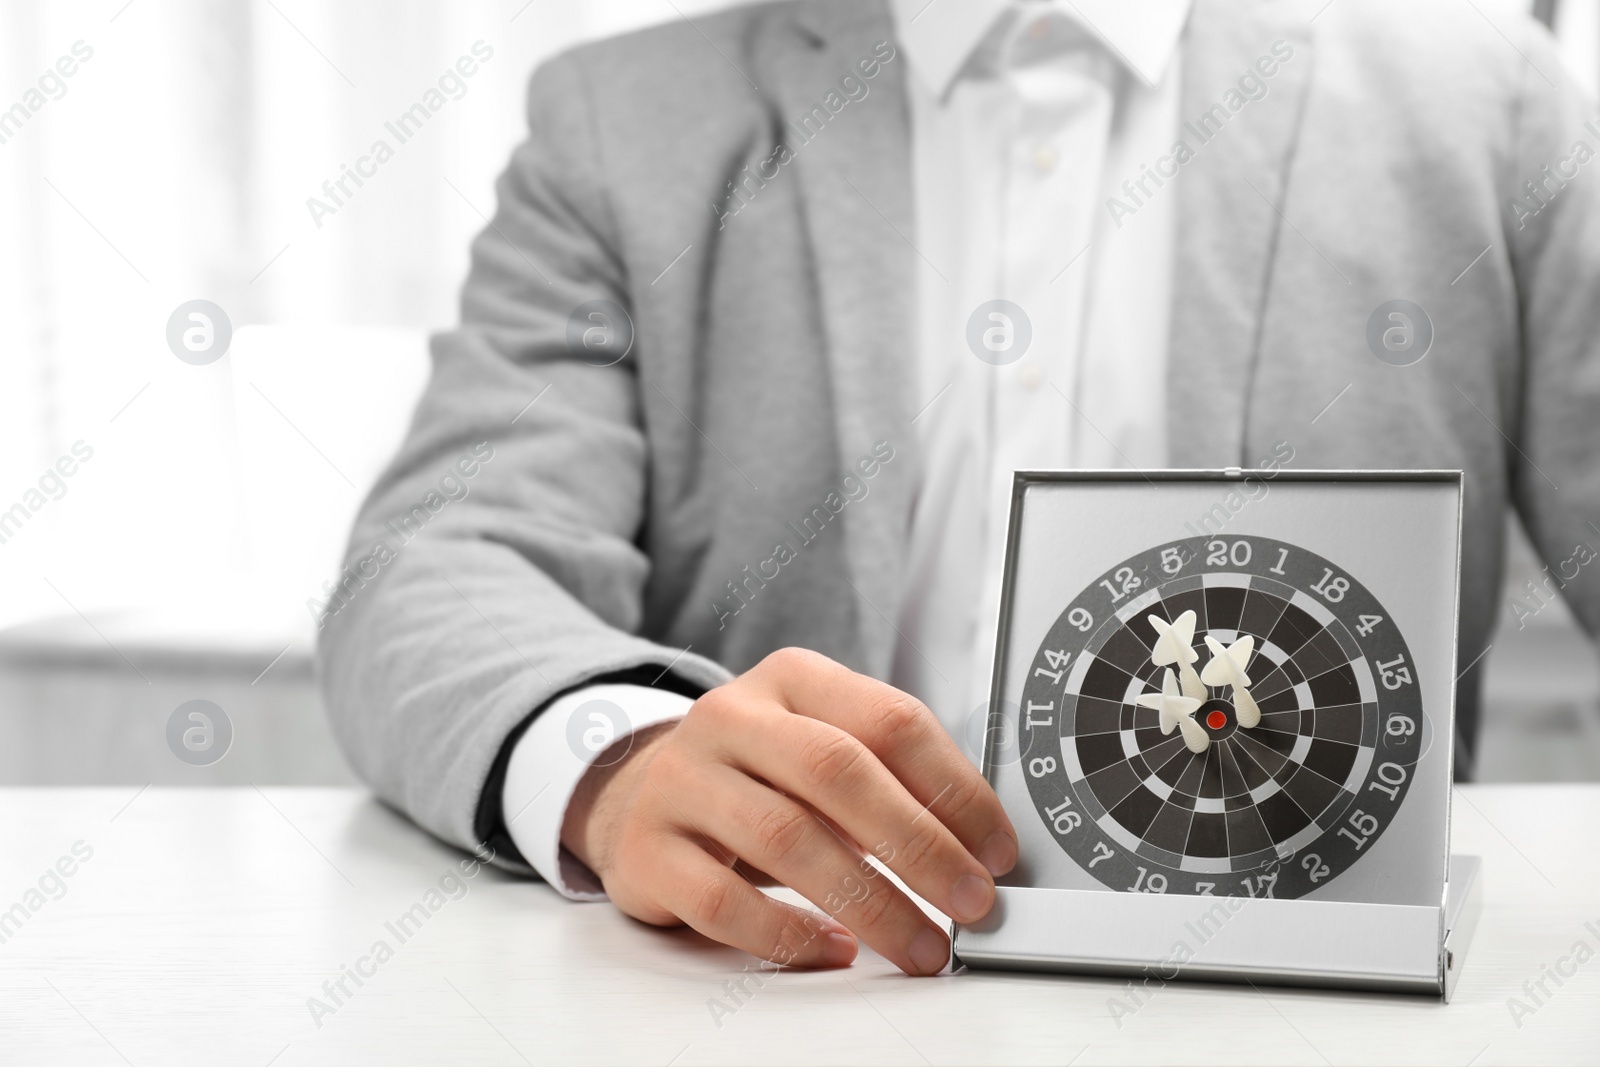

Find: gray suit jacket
<box><xmin>317</xmin><ymin>0</ymin><xmax>1600</xmax><ymax>867</ymax></box>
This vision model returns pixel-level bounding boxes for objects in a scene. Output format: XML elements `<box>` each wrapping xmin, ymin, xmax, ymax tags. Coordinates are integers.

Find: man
<box><xmin>318</xmin><ymin>0</ymin><xmax>1600</xmax><ymax>976</ymax></box>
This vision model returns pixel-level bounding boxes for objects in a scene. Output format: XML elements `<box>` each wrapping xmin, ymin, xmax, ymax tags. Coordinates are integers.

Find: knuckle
<box><xmin>750</xmin><ymin>802</ymin><xmax>813</xmax><ymax>864</ymax></box>
<box><xmin>896</xmin><ymin>819</ymin><xmax>945</xmax><ymax>872</ymax></box>
<box><xmin>799</xmin><ymin>729</ymin><xmax>867</xmax><ymax>791</ymax></box>
<box><xmin>687</xmin><ymin>874</ymin><xmax>734</xmax><ymax>928</ymax></box>
<box><xmin>940</xmin><ymin>776</ymin><xmax>987</xmax><ymax>825</ymax></box>
<box><xmin>850</xmin><ymin>881</ymin><xmax>897</xmax><ymax>928</ymax></box>
<box><xmin>760</xmin><ymin>646</ymin><xmax>822</xmax><ymax>677</ymax></box>
<box><xmin>862</xmin><ymin>692</ymin><xmax>931</xmax><ymax>753</ymax></box>
<box><xmin>688</xmin><ymin>685</ymin><xmax>740</xmax><ymax>727</ymax></box>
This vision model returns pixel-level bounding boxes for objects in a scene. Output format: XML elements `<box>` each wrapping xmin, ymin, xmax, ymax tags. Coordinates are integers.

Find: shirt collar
<box><xmin>889</xmin><ymin>0</ymin><xmax>1193</xmax><ymax>96</ymax></box>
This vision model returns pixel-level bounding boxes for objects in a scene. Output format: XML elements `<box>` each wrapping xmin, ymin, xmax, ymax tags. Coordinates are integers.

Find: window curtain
<box><xmin>0</xmin><ymin>0</ymin><xmax>741</xmax><ymax>629</ymax></box>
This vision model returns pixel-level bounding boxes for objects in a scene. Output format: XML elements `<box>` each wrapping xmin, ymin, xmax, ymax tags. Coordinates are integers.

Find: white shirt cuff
<box><xmin>501</xmin><ymin>682</ymin><xmax>693</xmax><ymax>901</ymax></box>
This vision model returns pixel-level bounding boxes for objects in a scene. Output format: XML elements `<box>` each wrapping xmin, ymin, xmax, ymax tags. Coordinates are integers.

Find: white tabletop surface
<box><xmin>1</xmin><ymin>786</ymin><xmax>1595</xmax><ymax>1066</ymax></box>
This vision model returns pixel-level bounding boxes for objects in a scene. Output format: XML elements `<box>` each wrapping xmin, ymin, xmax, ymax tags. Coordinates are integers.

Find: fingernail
<box><xmin>978</xmin><ymin>831</ymin><xmax>1017</xmax><ymax>876</ymax></box>
<box><xmin>908</xmin><ymin>927</ymin><xmax>948</xmax><ymax>975</ymax></box>
<box><xmin>950</xmin><ymin>873</ymin><xmax>992</xmax><ymax>922</ymax></box>
<box><xmin>823</xmin><ymin>931</ymin><xmax>857</xmax><ymax>967</ymax></box>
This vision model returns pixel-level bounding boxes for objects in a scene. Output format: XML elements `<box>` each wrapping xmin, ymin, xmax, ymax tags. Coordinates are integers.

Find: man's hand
<box><xmin>561</xmin><ymin>648</ymin><xmax>1018</xmax><ymax>976</ymax></box>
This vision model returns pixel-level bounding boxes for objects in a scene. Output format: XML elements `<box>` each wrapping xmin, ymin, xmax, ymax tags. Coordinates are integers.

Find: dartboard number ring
<box><xmin>1019</xmin><ymin>534</ymin><xmax>1423</xmax><ymax>900</ymax></box>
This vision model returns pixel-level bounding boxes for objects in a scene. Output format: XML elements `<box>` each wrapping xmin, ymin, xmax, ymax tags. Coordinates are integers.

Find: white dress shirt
<box><xmin>505</xmin><ymin>0</ymin><xmax>1191</xmax><ymax>899</ymax></box>
<box><xmin>892</xmin><ymin>0</ymin><xmax>1186</xmax><ymax>758</ymax></box>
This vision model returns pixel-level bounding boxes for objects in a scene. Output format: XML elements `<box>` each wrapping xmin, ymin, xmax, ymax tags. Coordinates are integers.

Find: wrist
<box><xmin>561</xmin><ymin>720</ymin><xmax>677</xmax><ymax>878</ymax></box>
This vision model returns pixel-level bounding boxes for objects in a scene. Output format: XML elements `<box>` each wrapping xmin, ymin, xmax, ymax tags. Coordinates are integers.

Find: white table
<box><xmin>1</xmin><ymin>786</ymin><xmax>1595</xmax><ymax>1066</ymax></box>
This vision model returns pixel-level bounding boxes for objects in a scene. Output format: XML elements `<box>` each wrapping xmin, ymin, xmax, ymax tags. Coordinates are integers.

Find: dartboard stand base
<box><xmin>953</xmin><ymin>470</ymin><xmax>1477</xmax><ymax>1000</ymax></box>
<box><xmin>953</xmin><ymin>853</ymin><xmax>1482</xmax><ymax>1000</ymax></box>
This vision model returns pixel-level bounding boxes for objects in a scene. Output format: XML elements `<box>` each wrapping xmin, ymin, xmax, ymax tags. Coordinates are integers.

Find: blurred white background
<box><xmin>1</xmin><ymin>0</ymin><xmax>1597</xmax><ymax>785</ymax></box>
<box><xmin>0</xmin><ymin>0</ymin><xmax>738</xmax><ymax>629</ymax></box>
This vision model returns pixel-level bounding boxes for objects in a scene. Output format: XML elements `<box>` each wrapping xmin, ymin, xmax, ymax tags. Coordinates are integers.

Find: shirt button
<box><xmin>1019</xmin><ymin>363</ymin><xmax>1045</xmax><ymax>390</ymax></box>
<box><xmin>1033</xmin><ymin>146</ymin><xmax>1057</xmax><ymax>174</ymax></box>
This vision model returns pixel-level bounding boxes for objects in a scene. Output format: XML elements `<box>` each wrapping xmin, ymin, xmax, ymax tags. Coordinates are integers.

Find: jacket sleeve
<box><xmin>315</xmin><ymin>52</ymin><xmax>731</xmax><ymax>867</ymax></box>
<box><xmin>1501</xmin><ymin>25</ymin><xmax>1600</xmax><ymax>647</ymax></box>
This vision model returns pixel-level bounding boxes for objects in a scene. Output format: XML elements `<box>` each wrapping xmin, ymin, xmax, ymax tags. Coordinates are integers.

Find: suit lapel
<box><xmin>1169</xmin><ymin>0</ymin><xmax>1314</xmax><ymax>466</ymax></box>
<box><xmin>761</xmin><ymin>0</ymin><xmax>917</xmax><ymax>676</ymax></box>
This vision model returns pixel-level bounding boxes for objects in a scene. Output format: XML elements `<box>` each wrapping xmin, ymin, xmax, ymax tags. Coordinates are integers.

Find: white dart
<box><xmin>1136</xmin><ymin>668</ymin><xmax>1209</xmax><ymax>753</ymax></box>
<box><xmin>1202</xmin><ymin>634</ymin><xmax>1261</xmax><ymax>728</ymax></box>
<box><xmin>1201</xmin><ymin>634</ymin><xmax>1253</xmax><ymax>688</ymax></box>
<box><xmin>1231</xmin><ymin>686</ymin><xmax>1261</xmax><ymax>729</ymax></box>
<box><xmin>1148</xmin><ymin>611</ymin><xmax>1198</xmax><ymax>667</ymax></box>
<box><xmin>1147</xmin><ymin>611</ymin><xmax>1206</xmax><ymax>701</ymax></box>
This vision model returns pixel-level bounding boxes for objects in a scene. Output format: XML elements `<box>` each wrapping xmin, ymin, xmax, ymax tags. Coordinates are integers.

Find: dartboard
<box><xmin>1019</xmin><ymin>534</ymin><xmax>1424</xmax><ymax>900</ymax></box>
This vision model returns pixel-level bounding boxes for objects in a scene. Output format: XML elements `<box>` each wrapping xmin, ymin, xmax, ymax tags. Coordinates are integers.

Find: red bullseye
<box><xmin>1206</xmin><ymin>710</ymin><xmax>1228</xmax><ymax>731</ymax></box>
